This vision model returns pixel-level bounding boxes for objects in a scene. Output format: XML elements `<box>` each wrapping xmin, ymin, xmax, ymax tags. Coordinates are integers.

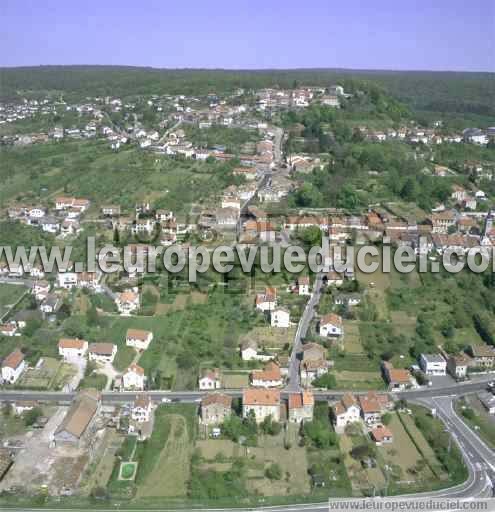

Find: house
<box><xmin>255</xmin><ymin>287</ymin><xmax>277</xmax><ymax>312</ymax></box>
<box><xmin>200</xmin><ymin>393</ymin><xmax>232</xmax><ymax>425</ymax></box>
<box><xmin>115</xmin><ymin>289</ymin><xmax>140</xmax><ymax>315</ymax></box>
<box><xmin>447</xmin><ymin>354</ymin><xmax>469</xmax><ymax>379</ymax></box>
<box><xmin>88</xmin><ymin>343</ymin><xmax>117</xmax><ymax>364</ymax></box>
<box><xmin>297</xmin><ymin>276</ymin><xmax>310</xmax><ymax>295</ymax></box>
<box><xmin>240</xmin><ymin>339</ymin><xmax>273</xmax><ymax>362</ymax></box>
<box><xmin>478</xmin><ymin>391</ymin><xmax>495</xmax><ymax>414</ymax></box>
<box><xmin>431</xmin><ymin>211</ymin><xmax>456</xmax><ymax>233</ymax></box>
<box><xmin>40</xmin><ymin>216</ymin><xmax>60</xmax><ymax>234</ymax></box>
<box><xmin>122</xmin><ymin>364</ymin><xmax>145</xmax><ymax>390</ymax></box>
<box><xmin>382</xmin><ymin>361</ymin><xmax>412</xmax><ymax>391</ymax></box>
<box><xmin>0</xmin><ymin>324</ymin><xmax>18</xmax><ymax>337</ymax></box>
<box><xmin>419</xmin><ymin>354</ymin><xmax>447</xmax><ymax>376</ymax></box>
<box><xmin>199</xmin><ymin>368</ymin><xmax>222</xmax><ymax>390</ymax></box>
<box><xmin>288</xmin><ymin>391</ymin><xmax>314</xmax><ymax>423</ymax></box>
<box><xmin>126</xmin><ymin>329</ymin><xmax>153</xmax><ymax>351</ymax></box>
<box><xmin>215</xmin><ymin>207</ymin><xmax>239</xmax><ymax>227</ymax></box>
<box><xmin>469</xmin><ymin>344</ymin><xmax>495</xmax><ymax>368</ymax></box>
<box><xmin>370</xmin><ymin>425</ymin><xmax>394</xmax><ymax>445</ymax></box>
<box><xmin>334</xmin><ymin>293</ymin><xmax>361</xmax><ymax>307</ymax></box>
<box><xmin>131</xmin><ymin>394</ymin><xmax>152</xmax><ymax>422</ymax></box>
<box><xmin>332</xmin><ymin>393</ymin><xmax>361</xmax><ymax>433</ymax></box>
<box><xmin>57</xmin><ymin>272</ymin><xmax>78</xmax><ymax>289</ymax></box>
<box><xmin>250</xmin><ymin>361</ymin><xmax>283</xmax><ymax>388</ymax></box>
<box><xmin>101</xmin><ymin>205</ymin><xmax>121</xmax><ymax>217</ymax></box>
<box><xmin>301</xmin><ymin>358</ymin><xmax>330</xmax><ymax>383</ymax></box>
<box><xmin>1</xmin><ymin>350</ymin><xmax>27</xmax><ymax>384</ymax></box>
<box><xmin>270</xmin><ymin>307</ymin><xmax>290</xmax><ymax>328</ymax></box>
<box><xmin>53</xmin><ymin>389</ymin><xmax>100</xmax><ymax>446</ymax></box>
<box><xmin>451</xmin><ymin>185</ymin><xmax>467</xmax><ymax>203</ymax></box>
<box><xmin>13</xmin><ymin>400</ymin><xmax>37</xmax><ymax>416</ymax></box>
<box><xmin>58</xmin><ymin>338</ymin><xmax>88</xmax><ymax>360</ymax></box>
<box><xmin>40</xmin><ymin>294</ymin><xmax>61</xmax><ymax>314</ymax></box>
<box><xmin>242</xmin><ymin>388</ymin><xmax>281</xmax><ymax>423</ymax></box>
<box><xmin>77</xmin><ymin>272</ymin><xmax>100</xmax><ymax>290</ymax></box>
<box><xmin>300</xmin><ymin>342</ymin><xmax>331</xmax><ymax>382</ymax></box>
<box><xmin>319</xmin><ymin>313</ymin><xmax>343</xmax><ymax>337</ymax></box>
<box><xmin>324</xmin><ymin>271</ymin><xmax>344</xmax><ymax>287</ymax></box>
<box><xmin>132</xmin><ymin>218</ymin><xmax>155</xmax><ymax>235</ymax></box>
<box><xmin>55</xmin><ymin>196</ymin><xmax>75</xmax><ymax>210</ymax></box>
<box><xmin>358</xmin><ymin>392</ymin><xmax>391</xmax><ymax>426</ymax></box>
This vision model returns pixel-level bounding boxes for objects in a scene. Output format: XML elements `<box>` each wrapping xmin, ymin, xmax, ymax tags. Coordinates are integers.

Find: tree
<box><xmin>23</xmin><ymin>407</ymin><xmax>43</xmax><ymax>427</ymax></box>
<box><xmin>265</xmin><ymin>463</ymin><xmax>282</xmax><ymax>480</ymax></box>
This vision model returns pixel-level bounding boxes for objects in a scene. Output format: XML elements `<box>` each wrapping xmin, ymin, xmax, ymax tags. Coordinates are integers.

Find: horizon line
<box><xmin>0</xmin><ymin>64</ymin><xmax>494</xmax><ymax>74</ymax></box>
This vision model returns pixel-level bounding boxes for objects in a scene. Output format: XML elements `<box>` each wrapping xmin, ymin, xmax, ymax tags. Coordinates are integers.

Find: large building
<box><xmin>53</xmin><ymin>390</ymin><xmax>100</xmax><ymax>446</ymax></box>
<box><xmin>242</xmin><ymin>388</ymin><xmax>281</xmax><ymax>423</ymax></box>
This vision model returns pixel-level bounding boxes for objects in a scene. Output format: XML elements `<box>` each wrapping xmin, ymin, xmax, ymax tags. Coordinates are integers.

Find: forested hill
<box><xmin>0</xmin><ymin>65</ymin><xmax>493</xmax><ymax>117</ymax></box>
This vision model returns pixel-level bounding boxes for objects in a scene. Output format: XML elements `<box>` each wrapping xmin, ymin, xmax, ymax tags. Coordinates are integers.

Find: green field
<box><xmin>0</xmin><ymin>139</ymin><xmax>242</xmax><ymax>214</ymax></box>
<box><xmin>0</xmin><ymin>284</ymin><xmax>27</xmax><ymax>320</ymax></box>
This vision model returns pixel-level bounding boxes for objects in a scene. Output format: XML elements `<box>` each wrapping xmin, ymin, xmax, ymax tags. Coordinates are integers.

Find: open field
<box><xmin>334</xmin><ymin>370</ymin><xmax>385</xmax><ymax>391</ymax></box>
<box><xmin>378</xmin><ymin>413</ymin><xmax>441</xmax><ymax>485</ymax></box>
<box><xmin>135</xmin><ymin>405</ymin><xmax>196</xmax><ymax>498</ymax></box>
<box><xmin>456</xmin><ymin>395</ymin><xmax>495</xmax><ymax>449</ymax></box>
<box><xmin>239</xmin><ymin>326</ymin><xmax>295</xmax><ymax>351</ymax></box>
<box><xmin>246</xmin><ymin>434</ymin><xmax>310</xmax><ymax>496</ymax></box>
<box><xmin>223</xmin><ymin>372</ymin><xmax>250</xmax><ymax>388</ymax></box>
<box><xmin>0</xmin><ymin>283</ymin><xmax>27</xmax><ymax>319</ymax></box>
<box><xmin>342</xmin><ymin>320</ymin><xmax>363</xmax><ymax>354</ymax></box>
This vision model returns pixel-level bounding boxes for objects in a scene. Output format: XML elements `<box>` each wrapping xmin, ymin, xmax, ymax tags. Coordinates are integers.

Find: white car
<box><xmin>161</xmin><ymin>397</ymin><xmax>171</xmax><ymax>403</ymax></box>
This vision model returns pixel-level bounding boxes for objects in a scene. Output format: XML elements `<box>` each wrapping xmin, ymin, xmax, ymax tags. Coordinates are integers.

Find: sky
<box><xmin>1</xmin><ymin>0</ymin><xmax>494</xmax><ymax>71</ymax></box>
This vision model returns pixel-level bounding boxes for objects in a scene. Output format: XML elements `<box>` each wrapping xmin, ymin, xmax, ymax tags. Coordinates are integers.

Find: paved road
<box><xmin>415</xmin><ymin>395</ymin><xmax>495</xmax><ymax>498</ymax></box>
<box><xmin>0</xmin><ymin>374</ymin><xmax>493</xmax><ymax>404</ymax></box>
<box><xmin>287</xmin><ymin>272</ymin><xmax>325</xmax><ymax>392</ymax></box>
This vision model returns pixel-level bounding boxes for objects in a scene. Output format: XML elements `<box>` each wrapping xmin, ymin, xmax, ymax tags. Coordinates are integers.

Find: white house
<box><xmin>250</xmin><ymin>362</ymin><xmax>283</xmax><ymax>388</ymax></box>
<box><xmin>319</xmin><ymin>313</ymin><xmax>344</xmax><ymax>337</ymax></box>
<box><xmin>1</xmin><ymin>349</ymin><xmax>27</xmax><ymax>384</ymax></box>
<box><xmin>131</xmin><ymin>394</ymin><xmax>152</xmax><ymax>422</ymax></box>
<box><xmin>199</xmin><ymin>368</ymin><xmax>222</xmax><ymax>390</ymax></box>
<box><xmin>255</xmin><ymin>287</ymin><xmax>277</xmax><ymax>312</ymax></box>
<box><xmin>126</xmin><ymin>329</ymin><xmax>153</xmax><ymax>351</ymax></box>
<box><xmin>58</xmin><ymin>338</ymin><xmax>88</xmax><ymax>360</ymax></box>
<box><xmin>332</xmin><ymin>393</ymin><xmax>361</xmax><ymax>433</ymax></box>
<box><xmin>122</xmin><ymin>363</ymin><xmax>145</xmax><ymax>390</ymax></box>
<box><xmin>297</xmin><ymin>276</ymin><xmax>310</xmax><ymax>295</ymax></box>
<box><xmin>88</xmin><ymin>343</ymin><xmax>117</xmax><ymax>364</ymax></box>
<box><xmin>57</xmin><ymin>272</ymin><xmax>78</xmax><ymax>290</ymax></box>
<box><xmin>115</xmin><ymin>289</ymin><xmax>140</xmax><ymax>315</ymax></box>
<box><xmin>270</xmin><ymin>307</ymin><xmax>290</xmax><ymax>328</ymax></box>
<box><xmin>0</xmin><ymin>323</ymin><xmax>19</xmax><ymax>337</ymax></box>
<box><xmin>419</xmin><ymin>354</ymin><xmax>446</xmax><ymax>376</ymax></box>
<box><xmin>240</xmin><ymin>340</ymin><xmax>273</xmax><ymax>362</ymax></box>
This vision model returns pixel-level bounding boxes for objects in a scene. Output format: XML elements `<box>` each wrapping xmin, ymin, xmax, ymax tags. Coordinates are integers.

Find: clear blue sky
<box><xmin>2</xmin><ymin>0</ymin><xmax>494</xmax><ymax>71</ymax></box>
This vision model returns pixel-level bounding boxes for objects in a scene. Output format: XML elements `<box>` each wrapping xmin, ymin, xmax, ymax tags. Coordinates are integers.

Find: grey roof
<box><xmin>420</xmin><ymin>354</ymin><xmax>446</xmax><ymax>364</ymax></box>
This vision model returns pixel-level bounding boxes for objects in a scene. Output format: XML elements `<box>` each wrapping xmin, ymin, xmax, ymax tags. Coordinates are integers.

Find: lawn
<box><xmin>135</xmin><ymin>404</ymin><xmax>197</xmax><ymax>498</ymax></box>
<box><xmin>333</xmin><ymin>370</ymin><xmax>386</xmax><ymax>391</ymax></box>
<box><xmin>0</xmin><ymin>283</ymin><xmax>27</xmax><ymax>319</ymax></box>
<box><xmin>223</xmin><ymin>372</ymin><xmax>250</xmax><ymax>389</ymax></box>
<box><xmin>378</xmin><ymin>412</ymin><xmax>441</xmax><ymax>488</ymax></box>
<box><xmin>342</xmin><ymin>320</ymin><xmax>363</xmax><ymax>354</ymax></box>
<box><xmin>456</xmin><ymin>395</ymin><xmax>495</xmax><ymax>449</ymax></box>
<box><xmin>79</xmin><ymin>372</ymin><xmax>108</xmax><ymax>390</ymax></box>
